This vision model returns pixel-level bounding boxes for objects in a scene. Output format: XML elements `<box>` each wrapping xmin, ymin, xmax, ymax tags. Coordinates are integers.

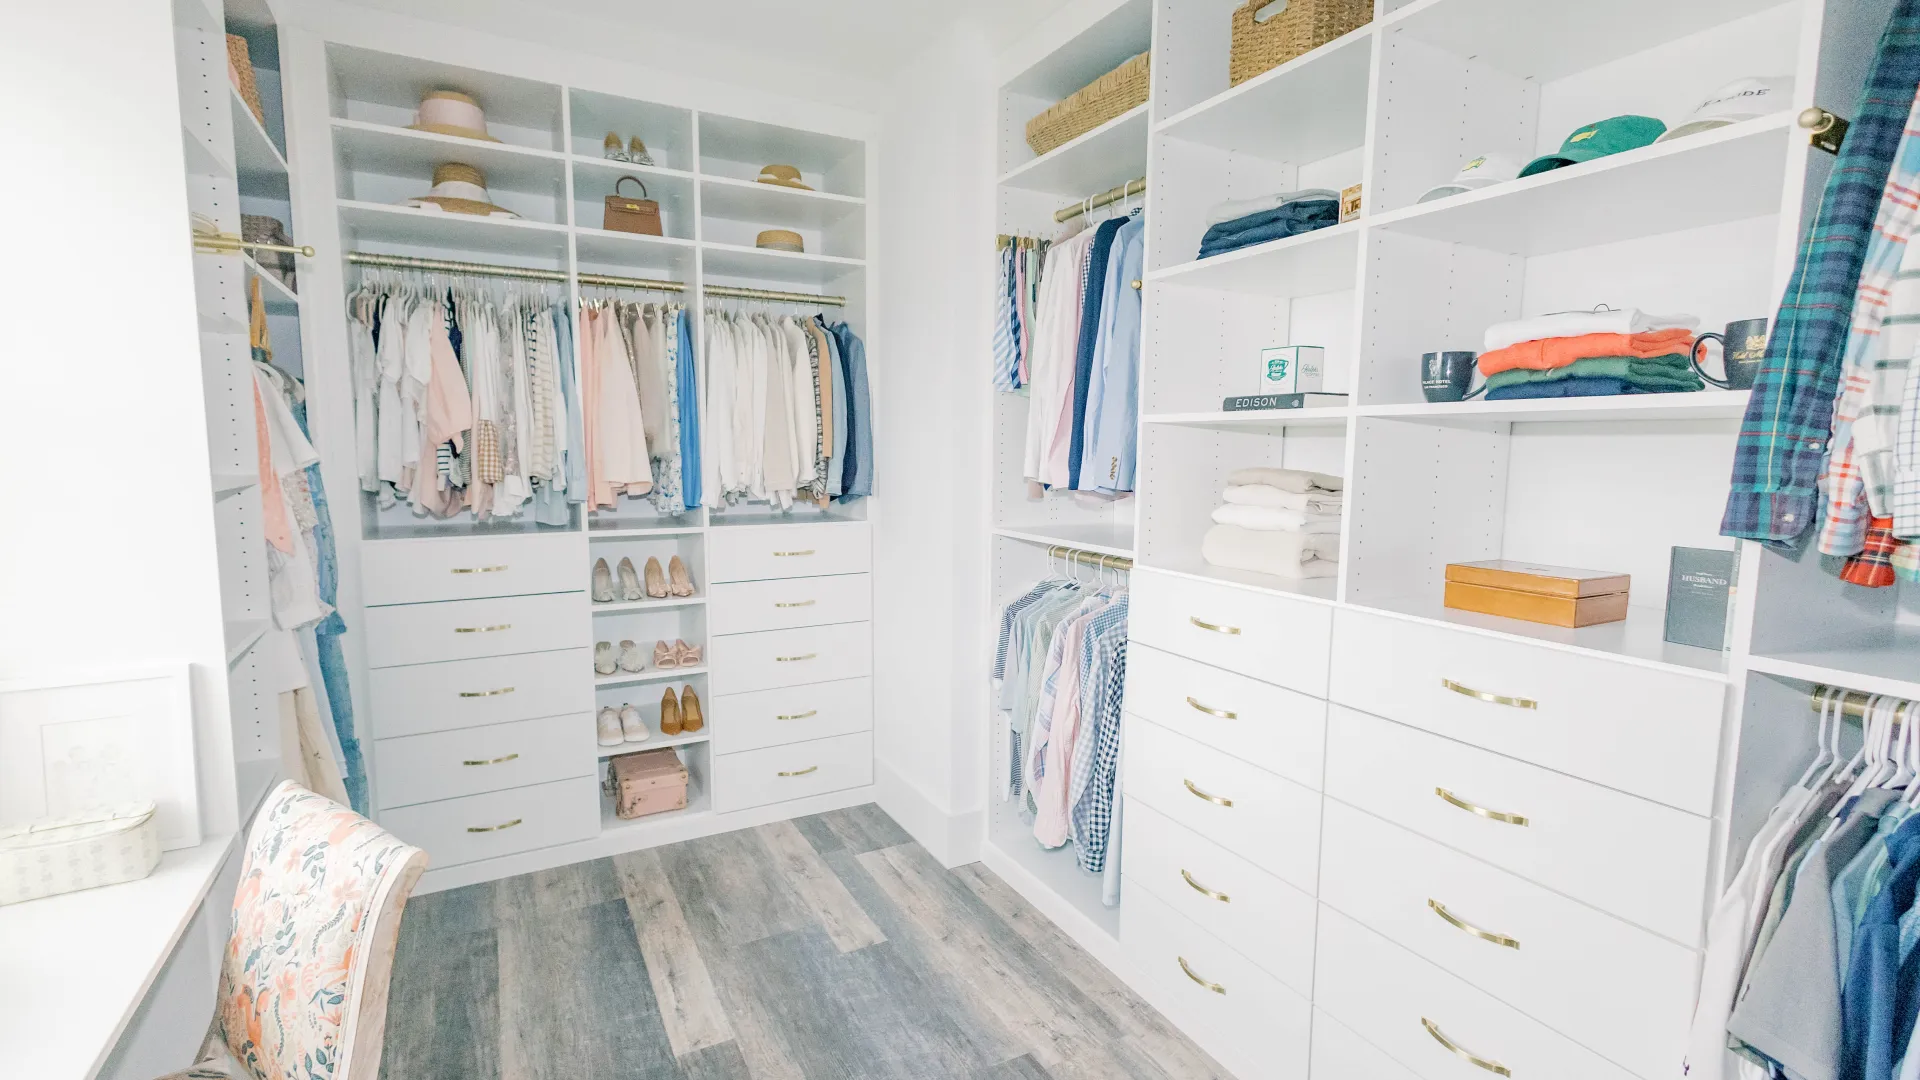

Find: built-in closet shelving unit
<box><xmin>174</xmin><ymin>0</ymin><xmax>295</xmax><ymax>834</ymax></box>
<box><xmin>297</xmin><ymin>42</ymin><xmax>878</xmax><ymax>891</ymax></box>
<box><xmin>983</xmin><ymin>1</ymin><xmax>1897</xmax><ymax>1077</ymax></box>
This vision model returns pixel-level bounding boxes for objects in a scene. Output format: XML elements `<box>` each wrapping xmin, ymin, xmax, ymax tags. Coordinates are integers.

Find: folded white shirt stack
<box><xmin>1201</xmin><ymin>469</ymin><xmax>1344</xmax><ymax>579</ymax></box>
<box><xmin>1481</xmin><ymin>307</ymin><xmax>1699</xmax><ymax>353</ymax></box>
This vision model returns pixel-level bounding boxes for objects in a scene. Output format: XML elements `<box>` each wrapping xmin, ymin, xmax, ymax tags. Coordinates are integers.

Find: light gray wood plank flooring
<box><xmin>381</xmin><ymin>804</ymin><xmax>1227</xmax><ymax>1080</ymax></box>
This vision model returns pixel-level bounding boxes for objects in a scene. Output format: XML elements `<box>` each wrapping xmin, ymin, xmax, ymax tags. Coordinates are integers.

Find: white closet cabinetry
<box><xmin>983</xmin><ymin>0</ymin><xmax>1892</xmax><ymax>1077</ymax></box>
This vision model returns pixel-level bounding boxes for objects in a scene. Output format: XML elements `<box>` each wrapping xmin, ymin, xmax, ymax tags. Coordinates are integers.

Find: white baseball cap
<box><xmin>1416</xmin><ymin>153</ymin><xmax>1524</xmax><ymax>204</ymax></box>
<box><xmin>1656</xmin><ymin>76</ymin><xmax>1795</xmax><ymax>143</ymax></box>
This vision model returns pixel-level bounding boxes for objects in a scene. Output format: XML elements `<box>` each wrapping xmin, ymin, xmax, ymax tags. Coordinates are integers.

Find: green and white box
<box><xmin>1259</xmin><ymin>346</ymin><xmax>1325</xmax><ymax>395</ymax></box>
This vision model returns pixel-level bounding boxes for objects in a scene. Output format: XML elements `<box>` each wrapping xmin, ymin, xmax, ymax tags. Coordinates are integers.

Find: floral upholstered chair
<box><xmin>158</xmin><ymin>781</ymin><xmax>427</xmax><ymax>1080</ymax></box>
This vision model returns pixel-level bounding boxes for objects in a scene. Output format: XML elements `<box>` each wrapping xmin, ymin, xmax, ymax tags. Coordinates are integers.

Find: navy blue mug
<box><xmin>1422</xmin><ymin>351</ymin><xmax>1484</xmax><ymax>402</ymax></box>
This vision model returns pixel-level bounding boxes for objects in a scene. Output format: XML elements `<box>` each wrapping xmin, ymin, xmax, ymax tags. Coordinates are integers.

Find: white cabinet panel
<box><xmin>712</xmin><ymin>732</ymin><xmax>873</xmax><ymax>813</ymax></box>
<box><xmin>1310</xmin><ymin>1009</ymin><xmax>1423</xmax><ymax>1080</ymax></box>
<box><xmin>377</xmin><ymin>776</ymin><xmax>598</xmax><ymax>869</ymax></box>
<box><xmin>1130</xmin><ymin>567</ymin><xmax>1333</xmax><ymax>697</ymax></box>
<box><xmin>367</xmin><ymin>648</ymin><xmax>592</xmax><ymax>738</ymax></box>
<box><xmin>373</xmin><ymin>714</ymin><xmax>597</xmax><ymax>810</ymax></box>
<box><xmin>1125</xmin><ymin>644</ymin><xmax>1326</xmax><ymax>790</ymax></box>
<box><xmin>709</xmin><ymin>622</ymin><xmax>872</xmax><ymax>694</ymax></box>
<box><xmin>364</xmin><ymin>592</ymin><xmax>588</xmax><ymax>668</ymax></box>
<box><xmin>361</xmin><ymin>534</ymin><xmax>584</xmax><ymax>605</ymax></box>
<box><xmin>711</xmin><ymin>677</ymin><xmax>872</xmax><ymax>755</ymax></box>
<box><xmin>709</xmin><ymin>574</ymin><xmax>871</xmax><ymax>633</ymax></box>
<box><xmin>708</xmin><ymin>523</ymin><xmax>870</xmax><ymax>582</ymax></box>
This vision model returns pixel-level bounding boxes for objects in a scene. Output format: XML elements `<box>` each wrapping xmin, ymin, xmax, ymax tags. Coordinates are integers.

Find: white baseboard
<box><xmin>873</xmin><ymin>756</ymin><xmax>983</xmax><ymax>867</ymax></box>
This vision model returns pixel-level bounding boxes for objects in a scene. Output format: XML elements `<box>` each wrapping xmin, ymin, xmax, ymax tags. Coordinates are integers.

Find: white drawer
<box><xmin>1312</xmin><ymin>1009</ymin><xmax>1423</xmax><ymax>1080</ymax></box>
<box><xmin>1123</xmin><ymin>714</ymin><xmax>1321</xmax><ymax>894</ymax></box>
<box><xmin>1328</xmin><ymin>607</ymin><xmax>1725</xmax><ymax>814</ymax></box>
<box><xmin>1325</xmin><ymin>705</ymin><xmax>1711</xmax><ymax>945</ymax></box>
<box><xmin>710</xmin><ymin>622</ymin><xmax>872</xmax><ymax>694</ymax></box>
<box><xmin>363</xmin><ymin>593</ymin><xmax>587</xmax><ymax>668</ymax></box>
<box><xmin>709</xmin><ymin>574</ymin><xmax>871</xmax><ymax>634</ymax></box>
<box><xmin>1125</xmin><ymin>644</ymin><xmax>1326</xmax><ymax>790</ymax></box>
<box><xmin>1319</xmin><ymin>799</ymin><xmax>1696</xmax><ymax>1079</ymax></box>
<box><xmin>361</xmin><ymin>534</ymin><xmax>584</xmax><ymax>605</ymax></box>
<box><xmin>712</xmin><ymin>731</ymin><xmax>872</xmax><ymax>813</ymax></box>
<box><xmin>376</xmin><ymin>776</ymin><xmax>598</xmax><ymax>868</ymax></box>
<box><xmin>1129</xmin><ymin>567</ymin><xmax>1333</xmax><ymax>697</ymax></box>
<box><xmin>1315</xmin><ymin>906</ymin><xmax>1639</xmax><ymax>1080</ymax></box>
<box><xmin>367</xmin><ymin>649</ymin><xmax>592</xmax><ymax>738</ymax></box>
<box><xmin>1120</xmin><ymin>879</ymin><xmax>1311</xmax><ymax>1080</ymax></box>
<box><xmin>708</xmin><ymin>523</ymin><xmax>870</xmax><ymax>582</ymax></box>
<box><xmin>373</xmin><ymin>714</ymin><xmax>597</xmax><ymax>810</ymax></box>
<box><xmin>712</xmin><ymin>677</ymin><xmax>872</xmax><ymax>755</ymax></box>
<box><xmin>1123</xmin><ymin>800</ymin><xmax>1315</xmax><ymax>996</ymax></box>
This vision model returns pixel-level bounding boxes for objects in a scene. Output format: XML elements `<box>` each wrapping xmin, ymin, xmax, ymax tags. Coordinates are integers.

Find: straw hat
<box><xmin>408</xmin><ymin>90</ymin><xmax>501</xmax><ymax>143</ymax></box>
<box><xmin>406</xmin><ymin>163</ymin><xmax>518</xmax><ymax>218</ymax></box>
<box><xmin>755</xmin><ymin>228</ymin><xmax>805</xmax><ymax>253</ymax></box>
<box><xmin>755</xmin><ymin>164</ymin><xmax>813</xmax><ymax>191</ymax></box>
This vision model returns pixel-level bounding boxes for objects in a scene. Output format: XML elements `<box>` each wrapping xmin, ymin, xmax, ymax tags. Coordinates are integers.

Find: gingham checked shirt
<box><xmin>1723</xmin><ymin>0</ymin><xmax>1920</xmax><ymax>549</ymax></box>
<box><xmin>1069</xmin><ymin>596</ymin><xmax>1129</xmax><ymax>873</ymax></box>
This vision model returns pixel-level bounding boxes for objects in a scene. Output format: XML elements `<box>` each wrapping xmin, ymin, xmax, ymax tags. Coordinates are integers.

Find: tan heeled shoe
<box><xmin>672</xmin><ymin>639</ymin><xmax>701</xmax><ymax>666</ymax></box>
<box><xmin>591</xmin><ymin>558</ymin><xmax>615</xmax><ymax>603</ymax></box>
<box><xmin>679</xmin><ymin>685</ymin><xmax>703</xmax><ymax>733</ymax></box>
<box><xmin>643</xmin><ymin>556</ymin><xmax>669</xmax><ymax>598</ymax></box>
<box><xmin>616</xmin><ymin>556</ymin><xmax>644</xmax><ymax>601</ymax></box>
<box><xmin>668</xmin><ymin>555</ymin><xmax>695</xmax><ymax>597</ymax></box>
<box><xmin>652</xmin><ymin>640</ymin><xmax>678</xmax><ymax>669</ymax></box>
<box><xmin>660</xmin><ymin>687</ymin><xmax>683</xmax><ymax>735</ymax></box>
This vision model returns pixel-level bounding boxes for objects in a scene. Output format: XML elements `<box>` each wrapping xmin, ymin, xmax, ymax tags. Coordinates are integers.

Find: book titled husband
<box><xmin>1664</xmin><ymin>546</ymin><xmax>1736</xmax><ymax>651</ymax></box>
<box><xmin>1221</xmin><ymin>393</ymin><xmax>1350</xmax><ymax>412</ymax></box>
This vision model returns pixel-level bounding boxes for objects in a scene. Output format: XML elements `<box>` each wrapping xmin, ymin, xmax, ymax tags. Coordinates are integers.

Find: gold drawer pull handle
<box><xmin>466</xmin><ymin>818</ymin><xmax>523</xmax><ymax>833</ymax></box>
<box><xmin>777</xmin><ymin>709</ymin><xmax>819</xmax><ymax>720</ymax></box>
<box><xmin>1436</xmin><ymin>787</ymin><xmax>1529</xmax><ymax>827</ymax></box>
<box><xmin>775</xmin><ymin>599</ymin><xmax>817</xmax><ymax>608</ymax></box>
<box><xmin>450</xmin><ymin>565</ymin><xmax>508</xmax><ymax>574</ymax></box>
<box><xmin>1184</xmin><ymin>778</ymin><xmax>1233</xmax><ymax>807</ymax></box>
<box><xmin>1441</xmin><ymin>678</ymin><xmax>1537</xmax><ymax>710</ymax></box>
<box><xmin>458</xmin><ymin>686</ymin><xmax>516</xmax><ymax>698</ymax></box>
<box><xmin>1186</xmin><ymin>696</ymin><xmax>1236</xmax><ymax>719</ymax></box>
<box><xmin>776</xmin><ymin>653</ymin><xmax>818</xmax><ymax>662</ymax></box>
<box><xmin>773</xmin><ymin>549</ymin><xmax>815</xmax><ymax>557</ymax></box>
<box><xmin>462</xmin><ymin>753</ymin><xmax>521</xmax><ymax>767</ymax></box>
<box><xmin>1177</xmin><ymin>956</ymin><xmax>1226</xmax><ymax>995</ymax></box>
<box><xmin>1422</xmin><ymin>1017</ymin><xmax>1511</xmax><ymax>1076</ymax></box>
<box><xmin>1188</xmin><ymin>616</ymin><xmax>1241</xmax><ymax>635</ymax></box>
<box><xmin>1429</xmin><ymin>898</ymin><xmax>1520</xmax><ymax>949</ymax></box>
<box><xmin>1181</xmin><ymin>869</ymin><xmax>1230</xmax><ymax>903</ymax></box>
<box><xmin>453</xmin><ymin>623</ymin><xmax>512</xmax><ymax>634</ymax></box>
<box><xmin>779</xmin><ymin>765</ymin><xmax>819</xmax><ymax>777</ymax></box>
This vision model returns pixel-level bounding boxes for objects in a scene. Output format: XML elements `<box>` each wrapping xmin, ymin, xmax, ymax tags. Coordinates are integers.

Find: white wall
<box><xmin>870</xmin><ymin>26</ymin><xmax>1000</xmax><ymax>865</ymax></box>
<box><xmin>0</xmin><ymin>1</ymin><xmax>235</xmax><ymax>833</ymax></box>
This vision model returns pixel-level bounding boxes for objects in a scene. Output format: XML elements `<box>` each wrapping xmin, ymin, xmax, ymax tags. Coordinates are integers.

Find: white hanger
<box><xmin>1798</xmin><ymin>686</ymin><xmax>1838</xmax><ymax>789</ymax></box>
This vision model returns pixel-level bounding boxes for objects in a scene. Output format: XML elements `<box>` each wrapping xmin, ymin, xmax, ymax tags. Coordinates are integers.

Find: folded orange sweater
<box><xmin>1478</xmin><ymin>329</ymin><xmax>1696</xmax><ymax>376</ymax></box>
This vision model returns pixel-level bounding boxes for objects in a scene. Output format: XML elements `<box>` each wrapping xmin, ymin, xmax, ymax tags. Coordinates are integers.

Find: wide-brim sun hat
<box><xmin>756</xmin><ymin>164</ymin><xmax>813</xmax><ymax>191</ymax></box>
<box><xmin>405</xmin><ymin>162</ymin><xmax>518</xmax><ymax>218</ymax></box>
<box><xmin>408</xmin><ymin>89</ymin><xmax>502</xmax><ymax>143</ymax></box>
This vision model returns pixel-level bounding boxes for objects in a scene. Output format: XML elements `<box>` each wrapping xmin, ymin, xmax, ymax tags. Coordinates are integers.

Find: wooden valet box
<box><xmin>607</xmin><ymin>747</ymin><xmax>688</xmax><ymax>819</ymax></box>
<box><xmin>1444</xmin><ymin>560</ymin><xmax>1631</xmax><ymax>628</ymax></box>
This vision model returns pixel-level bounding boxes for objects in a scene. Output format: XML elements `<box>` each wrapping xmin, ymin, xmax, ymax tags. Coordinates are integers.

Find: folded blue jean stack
<box><xmin>1197</xmin><ymin>189</ymin><xmax>1341</xmax><ymax>259</ymax></box>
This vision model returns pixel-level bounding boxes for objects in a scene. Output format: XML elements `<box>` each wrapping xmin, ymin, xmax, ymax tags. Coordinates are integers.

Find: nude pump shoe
<box><xmin>643</xmin><ymin>556</ymin><xmax>669</xmax><ymax>599</ymax></box>
<box><xmin>616</xmin><ymin>556</ymin><xmax>644</xmax><ymax>601</ymax></box>
<box><xmin>678</xmin><ymin>685</ymin><xmax>703</xmax><ymax>733</ymax></box>
<box><xmin>591</xmin><ymin>558</ymin><xmax>615</xmax><ymax>603</ymax></box>
<box><xmin>660</xmin><ymin>687</ymin><xmax>683</xmax><ymax>735</ymax></box>
<box><xmin>668</xmin><ymin>555</ymin><xmax>695</xmax><ymax>597</ymax></box>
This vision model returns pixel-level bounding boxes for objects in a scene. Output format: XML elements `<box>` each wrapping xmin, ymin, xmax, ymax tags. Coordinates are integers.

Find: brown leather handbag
<box><xmin>603</xmin><ymin>176</ymin><xmax>663</xmax><ymax>236</ymax></box>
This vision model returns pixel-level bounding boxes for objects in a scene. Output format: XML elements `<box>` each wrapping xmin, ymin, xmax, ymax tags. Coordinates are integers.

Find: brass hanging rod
<box><xmin>1810</xmin><ymin>684</ymin><xmax>1916</xmax><ymax>723</ymax></box>
<box><xmin>1056</xmin><ymin>177</ymin><xmax>1146</xmax><ymax>223</ymax></box>
<box><xmin>1046</xmin><ymin>544</ymin><xmax>1133</xmax><ymax>572</ymax></box>
<box><xmin>346</xmin><ymin>251</ymin><xmax>845</xmax><ymax>306</ymax></box>
<box><xmin>194</xmin><ymin>231</ymin><xmax>316</xmax><ymax>258</ymax></box>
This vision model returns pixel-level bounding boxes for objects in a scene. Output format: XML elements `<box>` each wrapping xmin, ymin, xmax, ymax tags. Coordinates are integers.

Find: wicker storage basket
<box><xmin>1026</xmin><ymin>52</ymin><xmax>1150</xmax><ymax>158</ymax></box>
<box><xmin>226</xmin><ymin>34</ymin><xmax>267</xmax><ymax>127</ymax></box>
<box><xmin>1229</xmin><ymin>0</ymin><xmax>1372</xmax><ymax>86</ymax></box>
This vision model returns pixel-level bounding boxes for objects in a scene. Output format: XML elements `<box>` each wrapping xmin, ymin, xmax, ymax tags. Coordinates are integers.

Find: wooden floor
<box><xmin>382</xmin><ymin>803</ymin><xmax>1228</xmax><ymax>1080</ymax></box>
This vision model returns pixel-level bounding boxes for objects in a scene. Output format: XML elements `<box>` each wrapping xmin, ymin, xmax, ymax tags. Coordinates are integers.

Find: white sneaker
<box><xmin>596</xmin><ymin>706</ymin><xmax>623</xmax><ymax>746</ymax></box>
<box><xmin>620</xmin><ymin>703</ymin><xmax>649</xmax><ymax>742</ymax></box>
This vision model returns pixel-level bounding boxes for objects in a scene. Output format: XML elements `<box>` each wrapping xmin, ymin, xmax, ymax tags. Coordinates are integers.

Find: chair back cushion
<box><xmin>218</xmin><ymin>782</ymin><xmax>427</xmax><ymax>1080</ymax></box>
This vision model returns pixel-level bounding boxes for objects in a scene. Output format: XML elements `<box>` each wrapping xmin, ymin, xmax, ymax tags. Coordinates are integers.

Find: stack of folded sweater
<box><xmin>1201</xmin><ymin>467</ymin><xmax>1343</xmax><ymax>579</ymax></box>
<box><xmin>1197</xmin><ymin>189</ymin><xmax>1340</xmax><ymax>259</ymax></box>
<box><xmin>1478</xmin><ymin>309</ymin><xmax>1702</xmax><ymax>400</ymax></box>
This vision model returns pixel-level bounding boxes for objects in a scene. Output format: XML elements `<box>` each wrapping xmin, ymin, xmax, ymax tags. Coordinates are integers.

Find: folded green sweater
<box><xmin>1484</xmin><ymin>354</ymin><xmax>1703</xmax><ymax>393</ymax></box>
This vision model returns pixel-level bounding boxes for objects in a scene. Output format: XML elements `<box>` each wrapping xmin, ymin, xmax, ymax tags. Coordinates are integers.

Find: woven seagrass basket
<box><xmin>1229</xmin><ymin>0</ymin><xmax>1371</xmax><ymax>86</ymax></box>
<box><xmin>1025</xmin><ymin>52</ymin><xmax>1150</xmax><ymax>158</ymax></box>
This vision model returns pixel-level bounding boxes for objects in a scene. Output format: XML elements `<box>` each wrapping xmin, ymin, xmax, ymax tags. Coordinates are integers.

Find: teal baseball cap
<box><xmin>1518</xmin><ymin>115</ymin><xmax>1668</xmax><ymax>177</ymax></box>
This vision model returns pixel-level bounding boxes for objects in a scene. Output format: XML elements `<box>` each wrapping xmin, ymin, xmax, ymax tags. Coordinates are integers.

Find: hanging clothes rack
<box><xmin>1811</xmin><ymin>684</ymin><xmax>1917</xmax><ymax>723</ymax></box>
<box><xmin>344</xmin><ymin>251</ymin><xmax>847</xmax><ymax>306</ymax></box>
<box><xmin>1046</xmin><ymin>544</ymin><xmax>1133</xmax><ymax>572</ymax></box>
<box><xmin>1055</xmin><ymin>177</ymin><xmax>1146</xmax><ymax>224</ymax></box>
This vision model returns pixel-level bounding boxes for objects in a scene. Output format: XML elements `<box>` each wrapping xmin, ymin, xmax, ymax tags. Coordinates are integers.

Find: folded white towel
<box><xmin>1221</xmin><ymin>484</ymin><xmax>1343</xmax><ymax>512</ymax></box>
<box><xmin>1227</xmin><ymin>466</ymin><xmax>1344</xmax><ymax>494</ymax></box>
<box><xmin>1481</xmin><ymin>308</ymin><xmax>1699</xmax><ymax>353</ymax></box>
<box><xmin>1204</xmin><ymin>189</ymin><xmax>1343</xmax><ymax>226</ymax></box>
<box><xmin>1211</xmin><ymin>504</ymin><xmax>1342</xmax><ymax>533</ymax></box>
<box><xmin>1201</xmin><ymin>523</ymin><xmax>1339</xmax><ymax>579</ymax></box>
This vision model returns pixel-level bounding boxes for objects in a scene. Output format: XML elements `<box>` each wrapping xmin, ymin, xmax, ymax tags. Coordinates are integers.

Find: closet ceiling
<box><xmin>338</xmin><ymin>0</ymin><xmax>1072</xmax><ymax>96</ymax></box>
